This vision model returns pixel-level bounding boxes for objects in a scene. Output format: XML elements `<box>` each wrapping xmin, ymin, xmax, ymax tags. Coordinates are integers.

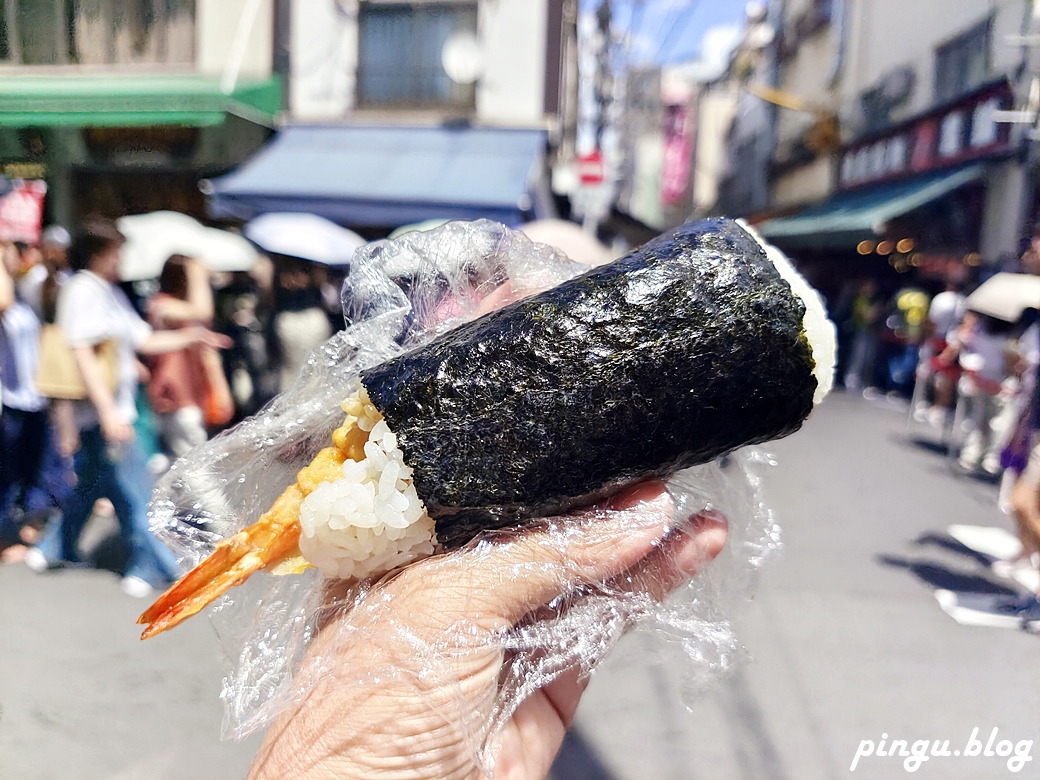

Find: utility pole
<box><xmin>574</xmin><ymin>0</ymin><xmax>612</xmax><ymax>233</ymax></box>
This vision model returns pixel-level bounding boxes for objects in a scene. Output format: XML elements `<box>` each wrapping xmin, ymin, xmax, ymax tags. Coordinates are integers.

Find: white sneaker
<box><xmin>120</xmin><ymin>575</ymin><xmax>156</xmax><ymax>599</ymax></box>
<box><xmin>24</xmin><ymin>548</ymin><xmax>48</xmax><ymax>573</ymax></box>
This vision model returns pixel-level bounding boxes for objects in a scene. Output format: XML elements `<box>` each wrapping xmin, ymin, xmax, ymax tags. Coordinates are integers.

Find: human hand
<box><xmin>57</xmin><ymin>426</ymin><xmax>80</xmax><ymax>458</ymax></box>
<box><xmin>99</xmin><ymin>409</ymin><xmax>134</xmax><ymax>444</ymax></box>
<box><xmin>247</xmin><ymin>482</ymin><xmax>727</xmax><ymax>780</ymax></box>
<box><xmin>187</xmin><ymin>326</ymin><xmax>233</xmax><ymax>350</ymax></box>
<box><xmin>146</xmin><ymin>295</ymin><xmax>173</xmax><ymax>324</ymax></box>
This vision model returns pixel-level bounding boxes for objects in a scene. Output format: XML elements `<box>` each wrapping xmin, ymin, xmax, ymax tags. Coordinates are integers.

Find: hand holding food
<box><xmin>245</xmin><ymin>482</ymin><xmax>727</xmax><ymax>780</ymax></box>
<box><xmin>139</xmin><ymin>218</ymin><xmax>834</xmax><ymax>639</ymax></box>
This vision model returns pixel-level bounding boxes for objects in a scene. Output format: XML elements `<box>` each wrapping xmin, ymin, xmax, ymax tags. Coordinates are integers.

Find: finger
<box><xmin>607</xmin><ymin>510</ymin><xmax>728</xmax><ymax>603</ymax></box>
<box><xmin>538</xmin><ymin>663</ymin><xmax>588</xmax><ymax>729</ymax></box>
<box><xmin>415</xmin><ymin>482</ymin><xmax>676</xmax><ymax>625</ymax></box>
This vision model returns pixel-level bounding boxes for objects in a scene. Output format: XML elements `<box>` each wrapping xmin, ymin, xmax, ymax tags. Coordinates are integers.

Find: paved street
<box><xmin>3</xmin><ymin>392</ymin><xmax>1039</xmax><ymax>779</ymax></box>
<box><xmin>571</xmin><ymin>392</ymin><xmax>1040</xmax><ymax>780</ymax></box>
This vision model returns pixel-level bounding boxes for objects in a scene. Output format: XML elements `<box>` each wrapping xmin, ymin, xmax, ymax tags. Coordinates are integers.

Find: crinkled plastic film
<box><xmin>149</xmin><ymin>220</ymin><xmax>785</xmax><ymax>771</ymax></box>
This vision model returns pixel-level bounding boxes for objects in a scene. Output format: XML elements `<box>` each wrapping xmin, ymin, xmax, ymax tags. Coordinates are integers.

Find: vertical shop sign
<box><xmin>660</xmin><ymin>103</ymin><xmax>692</xmax><ymax>206</ymax></box>
<box><xmin>0</xmin><ymin>180</ymin><xmax>47</xmax><ymax>243</ymax></box>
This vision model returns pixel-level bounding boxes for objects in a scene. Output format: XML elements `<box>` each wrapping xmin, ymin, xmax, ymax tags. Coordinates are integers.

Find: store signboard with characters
<box><xmin>839</xmin><ymin>80</ymin><xmax>1014</xmax><ymax>191</ymax></box>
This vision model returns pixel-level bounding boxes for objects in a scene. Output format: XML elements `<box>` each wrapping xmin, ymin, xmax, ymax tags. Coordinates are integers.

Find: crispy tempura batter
<box><xmin>138</xmin><ymin>409</ymin><xmax>366</xmax><ymax>640</ymax></box>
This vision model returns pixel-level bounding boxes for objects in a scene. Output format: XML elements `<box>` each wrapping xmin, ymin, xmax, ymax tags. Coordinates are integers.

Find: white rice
<box><xmin>739</xmin><ymin>220</ymin><xmax>837</xmax><ymax>404</ymax></box>
<box><xmin>298</xmin><ymin>395</ymin><xmax>437</xmax><ymax>580</ymax></box>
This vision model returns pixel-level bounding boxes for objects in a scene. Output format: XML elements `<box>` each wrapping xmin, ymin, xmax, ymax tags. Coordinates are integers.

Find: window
<box><xmin>0</xmin><ymin>0</ymin><xmax>194</xmax><ymax>66</ymax></box>
<box><xmin>934</xmin><ymin>19</ymin><xmax>991</xmax><ymax>104</ymax></box>
<box><xmin>357</xmin><ymin>2</ymin><xmax>477</xmax><ymax>110</ymax></box>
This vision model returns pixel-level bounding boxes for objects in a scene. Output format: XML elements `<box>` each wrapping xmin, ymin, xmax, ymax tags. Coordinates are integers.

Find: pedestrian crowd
<box><xmin>834</xmin><ymin>229</ymin><xmax>1040</xmax><ymax>624</ymax></box>
<box><xmin>0</xmin><ymin>217</ymin><xmax>343</xmax><ymax>597</ymax></box>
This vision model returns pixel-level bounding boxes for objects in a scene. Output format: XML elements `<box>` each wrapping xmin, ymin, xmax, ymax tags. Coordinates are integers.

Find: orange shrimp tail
<box><xmin>138</xmin><ymin>486</ymin><xmax>304</xmax><ymax>639</ymax></box>
<box><xmin>137</xmin><ymin>432</ymin><xmax>355</xmax><ymax>639</ymax></box>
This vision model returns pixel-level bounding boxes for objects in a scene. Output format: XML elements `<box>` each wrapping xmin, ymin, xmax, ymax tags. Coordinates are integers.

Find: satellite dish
<box><xmin>442</xmin><ymin>30</ymin><xmax>484</xmax><ymax>85</ymax></box>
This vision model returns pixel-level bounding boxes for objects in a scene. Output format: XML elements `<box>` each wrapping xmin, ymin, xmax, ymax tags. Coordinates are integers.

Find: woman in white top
<box><xmin>27</xmin><ymin>219</ymin><xmax>230</xmax><ymax>596</ymax></box>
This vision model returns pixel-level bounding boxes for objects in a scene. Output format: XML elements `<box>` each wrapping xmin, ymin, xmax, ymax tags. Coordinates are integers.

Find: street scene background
<box><xmin>4</xmin><ymin>394</ymin><xmax>1039</xmax><ymax>779</ymax></box>
<box><xmin>4</xmin><ymin>0</ymin><xmax>1040</xmax><ymax>778</ymax></box>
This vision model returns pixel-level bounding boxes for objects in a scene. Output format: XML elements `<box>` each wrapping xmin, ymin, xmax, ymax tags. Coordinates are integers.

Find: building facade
<box><xmin>0</xmin><ymin>0</ymin><xmax>282</xmax><ymax>227</ymax></box>
<box><xmin>201</xmin><ymin>0</ymin><xmax>577</xmax><ymax>233</ymax></box>
<box><xmin>289</xmin><ymin>0</ymin><xmax>566</xmax><ymax>128</ymax></box>
<box><xmin>718</xmin><ymin>0</ymin><xmax>1039</xmax><ymax>303</ymax></box>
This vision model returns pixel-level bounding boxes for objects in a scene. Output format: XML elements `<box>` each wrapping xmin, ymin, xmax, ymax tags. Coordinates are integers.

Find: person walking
<box><xmin>18</xmin><ymin>225</ymin><xmax>71</xmax><ymax>322</ymax></box>
<box><xmin>941</xmin><ymin>311</ymin><xmax>1013</xmax><ymax>475</ymax></box>
<box><xmin>0</xmin><ymin>243</ymin><xmax>49</xmax><ymax>562</ymax></box>
<box><xmin>270</xmin><ymin>255</ymin><xmax>332</xmax><ymax>393</ymax></box>
<box><xmin>25</xmin><ymin>219</ymin><xmax>231</xmax><ymax>596</ymax></box>
<box><xmin>146</xmin><ymin>254</ymin><xmax>234</xmax><ymax>457</ymax></box>
<box><xmin>843</xmin><ymin>280</ymin><xmax>881</xmax><ymax>392</ymax></box>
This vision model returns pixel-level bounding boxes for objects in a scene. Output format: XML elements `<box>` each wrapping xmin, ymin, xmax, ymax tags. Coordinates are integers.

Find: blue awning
<box><xmin>756</xmin><ymin>164</ymin><xmax>986</xmax><ymax>249</ymax></box>
<box><xmin>206</xmin><ymin>125</ymin><xmax>547</xmax><ymax>227</ymax></box>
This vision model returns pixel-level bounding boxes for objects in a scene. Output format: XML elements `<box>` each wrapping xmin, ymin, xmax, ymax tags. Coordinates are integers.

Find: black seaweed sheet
<box><xmin>360</xmin><ymin>219</ymin><xmax>816</xmax><ymax>547</ymax></box>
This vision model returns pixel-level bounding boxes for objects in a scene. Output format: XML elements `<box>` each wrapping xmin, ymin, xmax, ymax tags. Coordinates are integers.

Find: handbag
<box><xmin>199</xmin><ymin>345</ymin><xmax>235</xmax><ymax>426</ymax></box>
<box><xmin>148</xmin><ymin>344</ymin><xmax>235</xmax><ymax>428</ymax></box>
<box><xmin>35</xmin><ymin>323</ymin><xmax>119</xmax><ymax>400</ymax></box>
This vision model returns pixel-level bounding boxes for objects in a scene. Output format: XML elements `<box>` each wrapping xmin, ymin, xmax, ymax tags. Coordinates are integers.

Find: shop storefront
<box><xmin>0</xmin><ymin>75</ymin><xmax>282</xmax><ymax>229</ymax></box>
<box><xmin>756</xmin><ymin>79</ymin><xmax>1019</xmax><ymax>304</ymax></box>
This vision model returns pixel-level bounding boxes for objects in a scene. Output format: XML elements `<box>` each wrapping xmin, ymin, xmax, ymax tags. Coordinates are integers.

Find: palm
<box><xmin>487</xmin><ymin>670</ymin><xmax>586</xmax><ymax>780</ymax></box>
<box><xmin>248</xmin><ymin>484</ymin><xmax>726</xmax><ymax>780</ymax></box>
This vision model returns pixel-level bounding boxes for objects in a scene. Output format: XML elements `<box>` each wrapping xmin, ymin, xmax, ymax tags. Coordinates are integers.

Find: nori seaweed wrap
<box><xmin>359</xmin><ymin>218</ymin><xmax>824</xmax><ymax>547</ymax></box>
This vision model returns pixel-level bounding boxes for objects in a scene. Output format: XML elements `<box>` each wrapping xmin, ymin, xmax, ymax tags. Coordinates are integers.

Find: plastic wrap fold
<box><xmin>149</xmin><ymin>220</ymin><xmax>784</xmax><ymax>765</ymax></box>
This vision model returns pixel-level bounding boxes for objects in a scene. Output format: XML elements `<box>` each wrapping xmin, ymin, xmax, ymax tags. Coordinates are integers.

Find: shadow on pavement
<box><xmin>913</xmin><ymin>532</ymin><xmax>996</xmax><ymax>568</ymax></box>
<box><xmin>549</xmin><ymin>729</ymin><xmax>614</xmax><ymax>780</ymax></box>
<box><xmin>877</xmin><ymin>554</ymin><xmax>1019</xmax><ymax>596</ymax></box>
<box><xmin>86</xmin><ymin>531</ymin><xmax>130</xmax><ymax>575</ymax></box>
<box><xmin>901</xmin><ymin>435</ymin><xmax>950</xmax><ymax>457</ymax></box>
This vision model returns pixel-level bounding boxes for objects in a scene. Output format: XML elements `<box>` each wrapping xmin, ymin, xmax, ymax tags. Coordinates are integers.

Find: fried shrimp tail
<box><xmin>138</xmin><ymin>487</ymin><xmax>305</xmax><ymax>639</ymax></box>
<box><xmin>139</xmin><ymin>416</ymin><xmax>366</xmax><ymax>640</ymax></box>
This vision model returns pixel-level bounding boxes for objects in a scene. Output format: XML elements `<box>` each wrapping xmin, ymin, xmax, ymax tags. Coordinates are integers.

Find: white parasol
<box><xmin>387</xmin><ymin>218</ymin><xmax>450</xmax><ymax>240</ymax></box>
<box><xmin>244</xmin><ymin>213</ymin><xmax>366</xmax><ymax>267</ymax></box>
<box><xmin>117</xmin><ymin>211</ymin><xmax>258</xmax><ymax>281</ymax></box>
<box><xmin>520</xmin><ymin>219</ymin><xmax>613</xmax><ymax>267</ymax></box>
<box><xmin>965</xmin><ymin>272</ymin><xmax>1040</xmax><ymax>323</ymax></box>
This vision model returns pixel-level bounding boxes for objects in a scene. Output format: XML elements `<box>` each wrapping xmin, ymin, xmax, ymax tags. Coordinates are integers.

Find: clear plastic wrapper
<box><xmin>149</xmin><ymin>220</ymin><xmax>786</xmax><ymax>770</ymax></box>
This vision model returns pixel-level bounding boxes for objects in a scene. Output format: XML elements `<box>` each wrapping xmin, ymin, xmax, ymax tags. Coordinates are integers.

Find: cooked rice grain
<box><xmin>299</xmin><ymin>394</ymin><xmax>436</xmax><ymax>580</ymax></box>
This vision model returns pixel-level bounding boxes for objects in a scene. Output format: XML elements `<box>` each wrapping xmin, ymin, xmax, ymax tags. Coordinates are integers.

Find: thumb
<box><xmin>419</xmin><ymin>482</ymin><xmax>684</xmax><ymax>627</ymax></box>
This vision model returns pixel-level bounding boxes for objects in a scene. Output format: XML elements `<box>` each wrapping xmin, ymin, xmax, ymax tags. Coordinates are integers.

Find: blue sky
<box><xmin>580</xmin><ymin>0</ymin><xmax>749</xmax><ymax>66</ymax></box>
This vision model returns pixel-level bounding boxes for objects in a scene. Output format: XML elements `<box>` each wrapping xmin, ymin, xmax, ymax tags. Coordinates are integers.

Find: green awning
<box><xmin>757</xmin><ymin>164</ymin><xmax>986</xmax><ymax>249</ymax></box>
<box><xmin>0</xmin><ymin>75</ymin><xmax>282</xmax><ymax>128</ymax></box>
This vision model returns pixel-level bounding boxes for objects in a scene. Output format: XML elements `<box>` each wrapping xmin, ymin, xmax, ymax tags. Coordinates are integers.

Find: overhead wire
<box><xmin>627</xmin><ymin>0</ymin><xmax>648</xmax><ymax>65</ymax></box>
<box><xmin>652</xmin><ymin>0</ymin><xmax>703</xmax><ymax>63</ymax></box>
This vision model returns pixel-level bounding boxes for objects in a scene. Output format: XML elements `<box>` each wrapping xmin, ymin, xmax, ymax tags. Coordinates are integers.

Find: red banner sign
<box><xmin>661</xmin><ymin>103</ymin><xmax>693</xmax><ymax>206</ymax></box>
<box><xmin>0</xmin><ymin>180</ymin><xmax>47</xmax><ymax>243</ymax></box>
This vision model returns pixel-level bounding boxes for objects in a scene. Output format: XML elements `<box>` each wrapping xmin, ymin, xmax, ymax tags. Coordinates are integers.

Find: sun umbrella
<box><xmin>387</xmin><ymin>219</ymin><xmax>450</xmax><ymax>240</ymax></box>
<box><xmin>520</xmin><ymin>219</ymin><xmax>613</xmax><ymax>267</ymax></box>
<box><xmin>964</xmin><ymin>273</ymin><xmax>1040</xmax><ymax>323</ymax></box>
<box><xmin>117</xmin><ymin>211</ymin><xmax>259</xmax><ymax>281</ymax></box>
<box><xmin>244</xmin><ymin>213</ymin><xmax>365</xmax><ymax>267</ymax></box>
